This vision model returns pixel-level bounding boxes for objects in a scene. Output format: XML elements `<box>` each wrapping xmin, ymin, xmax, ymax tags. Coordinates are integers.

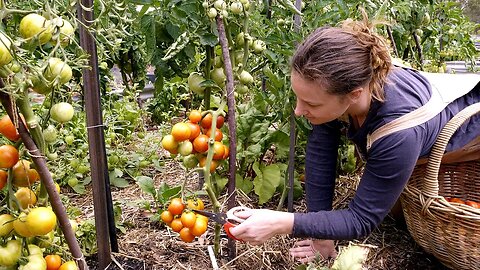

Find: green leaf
<box><xmin>269</xmin><ymin>130</ymin><xmax>290</xmax><ymax>159</ymax></box>
<box><xmin>253</xmin><ymin>162</ymin><xmax>282</xmax><ymax>204</ymax></box>
<box><xmin>136</xmin><ymin>176</ymin><xmax>156</xmax><ymax>197</ymax></box>
<box><xmin>199</xmin><ymin>33</ymin><xmax>218</xmax><ymax>46</ymax></box>
<box><xmin>215</xmin><ymin>177</ymin><xmax>228</xmax><ymax>195</ymax></box>
<box><xmin>236</xmin><ymin>174</ymin><xmax>253</xmax><ymax>194</ymax></box>
<box><xmin>72</xmin><ymin>184</ymin><xmax>86</xmax><ymax>195</ymax></box>
<box><xmin>110</xmin><ymin>176</ymin><xmax>130</xmax><ymax>188</ymax></box>
<box><xmin>159</xmin><ymin>184</ymin><xmax>182</xmax><ymax>202</ymax></box>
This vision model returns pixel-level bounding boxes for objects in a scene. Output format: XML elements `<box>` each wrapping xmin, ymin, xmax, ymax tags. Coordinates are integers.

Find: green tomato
<box><xmin>0</xmin><ymin>32</ymin><xmax>13</xmax><ymax>67</ymax></box>
<box><xmin>43</xmin><ymin>125</ymin><xmax>58</xmax><ymax>143</ymax></box>
<box><xmin>51</xmin><ymin>102</ymin><xmax>74</xmax><ymax>123</ymax></box>
<box><xmin>252</xmin><ymin>40</ymin><xmax>266</xmax><ymax>54</ymax></box>
<box><xmin>67</xmin><ymin>177</ymin><xmax>78</xmax><ymax>187</ymax></box>
<box><xmin>183</xmin><ymin>154</ymin><xmax>198</xmax><ymax>169</ymax></box>
<box><xmin>211</xmin><ymin>67</ymin><xmax>226</xmax><ymax>86</ymax></box>
<box><xmin>207</xmin><ymin>8</ymin><xmax>217</xmax><ymax>19</ymax></box>
<box><xmin>239</xmin><ymin>70</ymin><xmax>254</xmax><ymax>84</ymax></box>
<box><xmin>235</xmin><ymin>84</ymin><xmax>248</xmax><ymax>94</ymax></box>
<box><xmin>188</xmin><ymin>72</ymin><xmax>206</xmax><ymax>95</ymax></box>
<box><xmin>178</xmin><ymin>141</ymin><xmax>193</xmax><ymax>156</ymax></box>
<box><xmin>46</xmin><ymin>152</ymin><xmax>58</xmax><ymax>160</ymax></box>
<box><xmin>31</xmin><ymin>75</ymin><xmax>52</xmax><ymax>95</ymax></box>
<box><xmin>19</xmin><ymin>14</ymin><xmax>53</xmax><ymax>45</ymax></box>
<box><xmin>0</xmin><ymin>240</ymin><xmax>22</xmax><ymax>266</ymax></box>
<box><xmin>76</xmin><ymin>165</ymin><xmax>89</xmax><ymax>174</ymax></box>
<box><xmin>57</xmin><ymin>18</ymin><xmax>74</xmax><ymax>47</ymax></box>
<box><xmin>230</xmin><ymin>2</ymin><xmax>243</xmax><ymax>14</ymax></box>
<box><xmin>69</xmin><ymin>158</ymin><xmax>80</xmax><ymax>168</ymax></box>
<box><xmin>18</xmin><ymin>253</ymin><xmax>46</xmax><ymax>270</ymax></box>
<box><xmin>44</xmin><ymin>58</ymin><xmax>72</xmax><ymax>85</ymax></box>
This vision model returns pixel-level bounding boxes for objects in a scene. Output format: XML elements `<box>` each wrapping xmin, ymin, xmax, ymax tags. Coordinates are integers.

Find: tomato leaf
<box><xmin>199</xmin><ymin>33</ymin><xmax>218</xmax><ymax>47</ymax></box>
<box><xmin>136</xmin><ymin>176</ymin><xmax>156</xmax><ymax>197</ymax></box>
<box><xmin>236</xmin><ymin>174</ymin><xmax>253</xmax><ymax>195</ymax></box>
<box><xmin>215</xmin><ymin>177</ymin><xmax>228</xmax><ymax>196</ymax></box>
<box><xmin>253</xmin><ymin>162</ymin><xmax>282</xmax><ymax>205</ymax></box>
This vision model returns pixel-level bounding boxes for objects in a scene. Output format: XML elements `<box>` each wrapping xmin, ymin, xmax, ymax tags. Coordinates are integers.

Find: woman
<box><xmin>228</xmin><ymin>14</ymin><xmax>480</xmax><ymax>263</ymax></box>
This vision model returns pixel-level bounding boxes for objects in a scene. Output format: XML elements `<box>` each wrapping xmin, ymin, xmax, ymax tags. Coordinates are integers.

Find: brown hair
<box><xmin>291</xmin><ymin>11</ymin><xmax>391</xmax><ymax>102</ymax></box>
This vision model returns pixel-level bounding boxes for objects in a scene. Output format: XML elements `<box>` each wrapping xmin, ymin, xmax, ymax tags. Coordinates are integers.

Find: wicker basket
<box><xmin>400</xmin><ymin>102</ymin><xmax>480</xmax><ymax>270</ymax></box>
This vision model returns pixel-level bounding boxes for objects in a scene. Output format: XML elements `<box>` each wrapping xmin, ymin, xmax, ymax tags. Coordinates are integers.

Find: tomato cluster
<box><xmin>445</xmin><ymin>197</ymin><xmax>480</xmax><ymax>209</ymax></box>
<box><xmin>160</xmin><ymin>198</ymin><xmax>209</xmax><ymax>243</ymax></box>
<box><xmin>161</xmin><ymin>110</ymin><xmax>229</xmax><ymax>173</ymax></box>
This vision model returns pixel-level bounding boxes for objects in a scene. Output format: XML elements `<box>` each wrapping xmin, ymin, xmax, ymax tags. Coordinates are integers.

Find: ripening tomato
<box><xmin>171</xmin><ymin>122</ymin><xmax>191</xmax><ymax>142</ymax></box>
<box><xmin>222</xmin><ymin>145</ymin><xmax>229</xmax><ymax>159</ymax></box>
<box><xmin>216</xmin><ymin>115</ymin><xmax>225</xmax><ymax>128</ymax></box>
<box><xmin>465</xmin><ymin>200</ymin><xmax>480</xmax><ymax>209</ymax></box>
<box><xmin>0</xmin><ymin>114</ymin><xmax>21</xmax><ymax>141</ymax></box>
<box><xmin>26</xmin><ymin>207</ymin><xmax>57</xmax><ymax>236</ymax></box>
<box><xmin>0</xmin><ymin>214</ymin><xmax>14</xmax><ymax>237</ymax></box>
<box><xmin>169</xmin><ymin>218</ymin><xmax>183</xmax><ymax>232</ymax></box>
<box><xmin>182</xmin><ymin>154</ymin><xmax>199</xmax><ymax>169</ymax></box>
<box><xmin>58</xmin><ymin>261</ymin><xmax>78</xmax><ymax>270</ymax></box>
<box><xmin>188</xmin><ymin>110</ymin><xmax>202</xmax><ymax>124</ymax></box>
<box><xmin>180</xmin><ymin>211</ymin><xmax>197</xmax><ymax>228</ymax></box>
<box><xmin>206</xmin><ymin>129</ymin><xmax>223</xmax><ymax>142</ymax></box>
<box><xmin>0</xmin><ymin>169</ymin><xmax>6</xmax><ymax>190</ymax></box>
<box><xmin>193</xmin><ymin>134</ymin><xmax>209</xmax><ymax>153</ymax></box>
<box><xmin>187</xmin><ymin>198</ymin><xmax>204</xmax><ymax>210</ymax></box>
<box><xmin>0</xmin><ymin>32</ymin><xmax>13</xmax><ymax>67</ymax></box>
<box><xmin>160</xmin><ymin>210</ymin><xmax>174</xmax><ymax>224</ymax></box>
<box><xmin>19</xmin><ymin>14</ymin><xmax>52</xmax><ymax>45</ymax></box>
<box><xmin>168</xmin><ymin>198</ymin><xmax>185</xmax><ymax>216</ymax></box>
<box><xmin>12</xmin><ymin>160</ymin><xmax>40</xmax><ymax>187</ymax></box>
<box><xmin>212</xmin><ymin>141</ymin><xmax>225</xmax><ymax>160</ymax></box>
<box><xmin>161</xmin><ymin>134</ymin><xmax>178</xmax><ymax>153</ymax></box>
<box><xmin>178</xmin><ymin>141</ymin><xmax>193</xmax><ymax>156</ymax></box>
<box><xmin>14</xmin><ymin>187</ymin><xmax>37</xmax><ymax>209</ymax></box>
<box><xmin>198</xmin><ymin>156</ymin><xmax>218</xmax><ymax>173</ymax></box>
<box><xmin>191</xmin><ymin>218</ymin><xmax>208</xmax><ymax>237</ymax></box>
<box><xmin>200</xmin><ymin>113</ymin><xmax>213</xmax><ymax>129</ymax></box>
<box><xmin>13</xmin><ymin>212</ymin><xmax>34</xmax><ymax>237</ymax></box>
<box><xmin>45</xmin><ymin>254</ymin><xmax>62</xmax><ymax>270</ymax></box>
<box><xmin>187</xmin><ymin>123</ymin><xmax>201</xmax><ymax>140</ymax></box>
<box><xmin>179</xmin><ymin>227</ymin><xmax>195</xmax><ymax>243</ymax></box>
<box><xmin>0</xmin><ymin>144</ymin><xmax>19</xmax><ymax>168</ymax></box>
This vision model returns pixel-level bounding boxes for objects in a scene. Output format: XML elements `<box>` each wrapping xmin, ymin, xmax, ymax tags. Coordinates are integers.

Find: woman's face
<box><xmin>291</xmin><ymin>71</ymin><xmax>350</xmax><ymax>125</ymax></box>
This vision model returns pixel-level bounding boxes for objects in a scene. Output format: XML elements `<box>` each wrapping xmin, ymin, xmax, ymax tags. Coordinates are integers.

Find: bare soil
<box><xmin>69</xmin><ymin>156</ymin><xmax>452</xmax><ymax>270</ymax></box>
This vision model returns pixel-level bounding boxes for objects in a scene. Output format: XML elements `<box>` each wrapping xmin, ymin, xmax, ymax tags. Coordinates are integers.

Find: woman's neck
<box><xmin>347</xmin><ymin>89</ymin><xmax>372</xmax><ymax>128</ymax></box>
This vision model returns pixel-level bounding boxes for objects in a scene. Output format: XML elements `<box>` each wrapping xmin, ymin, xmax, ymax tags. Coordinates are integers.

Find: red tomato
<box><xmin>193</xmin><ymin>134</ymin><xmax>209</xmax><ymax>153</ymax></box>
<box><xmin>0</xmin><ymin>145</ymin><xmax>19</xmax><ymax>168</ymax></box>
<box><xmin>0</xmin><ymin>115</ymin><xmax>20</xmax><ymax>141</ymax></box>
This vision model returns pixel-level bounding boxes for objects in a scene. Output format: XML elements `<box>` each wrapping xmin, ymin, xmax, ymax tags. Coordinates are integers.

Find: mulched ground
<box><xmin>68</xmin><ymin>155</ymin><xmax>453</xmax><ymax>270</ymax></box>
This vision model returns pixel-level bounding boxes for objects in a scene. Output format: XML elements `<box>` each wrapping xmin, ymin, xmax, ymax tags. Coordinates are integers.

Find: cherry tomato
<box><xmin>198</xmin><ymin>156</ymin><xmax>218</xmax><ymax>173</ymax></box>
<box><xmin>200</xmin><ymin>114</ymin><xmax>213</xmax><ymax>129</ymax></box>
<box><xmin>180</xmin><ymin>211</ymin><xmax>197</xmax><ymax>228</ymax></box>
<box><xmin>0</xmin><ymin>169</ymin><xmax>6</xmax><ymax>190</ymax></box>
<box><xmin>0</xmin><ymin>114</ymin><xmax>21</xmax><ymax>141</ymax></box>
<box><xmin>45</xmin><ymin>254</ymin><xmax>62</xmax><ymax>270</ymax></box>
<box><xmin>178</xmin><ymin>141</ymin><xmax>193</xmax><ymax>156</ymax></box>
<box><xmin>188</xmin><ymin>110</ymin><xmax>202</xmax><ymax>123</ymax></box>
<box><xmin>167</xmin><ymin>198</ymin><xmax>185</xmax><ymax>216</ymax></box>
<box><xmin>169</xmin><ymin>218</ymin><xmax>183</xmax><ymax>232</ymax></box>
<box><xmin>0</xmin><ymin>214</ymin><xmax>14</xmax><ymax>237</ymax></box>
<box><xmin>171</xmin><ymin>122</ymin><xmax>191</xmax><ymax>142</ymax></box>
<box><xmin>161</xmin><ymin>134</ymin><xmax>178</xmax><ymax>153</ymax></box>
<box><xmin>193</xmin><ymin>134</ymin><xmax>209</xmax><ymax>153</ymax></box>
<box><xmin>14</xmin><ymin>187</ymin><xmax>37</xmax><ymax>209</ymax></box>
<box><xmin>160</xmin><ymin>210</ymin><xmax>174</xmax><ymax>224</ymax></box>
<box><xmin>206</xmin><ymin>129</ymin><xmax>223</xmax><ymax>142</ymax></box>
<box><xmin>187</xmin><ymin>122</ymin><xmax>201</xmax><ymax>140</ymax></box>
<box><xmin>12</xmin><ymin>160</ymin><xmax>40</xmax><ymax>187</ymax></box>
<box><xmin>222</xmin><ymin>145</ymin><xmax>229</xmax><ymax>159</ymax></box>
<box><xmin>216</xmin><ymin>115</ymin><xmax>225</xmax><ymax>128</ymax></box>
<box><xmin>187</xmin><ymin>198</ymin><xmax>205</xmax><ymax>210</ymax></box>
<box><xmin>212</xmin><ymin>141</ymin><xmax>225</xmax><ymax>160</ymax></box>
<box><xmin>191</xmin><ymin>218</ymin><xmax>208</xmax><ymax>237</ymax></box>
<box><xmin>0</xmin><ymin>144</ymin><xmax>19</xmax><ymax>168</ymax></box>
<box><xmin>465</xmin><ymin>200</ymin><xmax>480</xmax><ymax>209</ymax></box>
<box><xmin>179</xmin><ymin>227</ymin><xmax>195</xmax><ymax>243</ymax></box>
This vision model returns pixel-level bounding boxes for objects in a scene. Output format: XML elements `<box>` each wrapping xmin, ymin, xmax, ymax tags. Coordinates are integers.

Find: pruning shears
<box><xmin>193</xmin><ymin>206</ymin><xmax>249</xmax><ymax>241</ymax></box>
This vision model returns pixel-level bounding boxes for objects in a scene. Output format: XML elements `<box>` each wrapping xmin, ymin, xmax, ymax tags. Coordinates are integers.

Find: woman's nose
<box><xmin>294</xmin><ymin>101</ymin><xmax>305</xmax><ymax>117</ymax></box>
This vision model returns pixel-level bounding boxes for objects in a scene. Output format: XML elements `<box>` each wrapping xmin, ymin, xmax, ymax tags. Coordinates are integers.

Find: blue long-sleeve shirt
<box><xmin>292</xmin><ymin>67</ymin><xmax>480</xmax><ymax>240</ymax></box>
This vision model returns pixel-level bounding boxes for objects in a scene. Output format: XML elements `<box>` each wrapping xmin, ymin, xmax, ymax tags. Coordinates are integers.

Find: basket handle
<box><xmin>422</xmin><ymin>102</ymin><xmax>480</xmax><ymax>197</ymax></box>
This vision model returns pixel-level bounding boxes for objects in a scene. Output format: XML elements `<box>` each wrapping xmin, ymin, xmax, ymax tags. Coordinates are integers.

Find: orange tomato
<box><xmin>0</xmin><ymin>115</ymin><xmax>20</xmax><ymax>141</ymax></box>
<box><xmin>180</xmin><ymin>211</ymin><xmax>196</xmax><ymax>228</ymax></box>
<box><xmin>58</xmin><ymin>261</ymin><xmax>78</xmax><ymax>270</ymax></box>
<box><xmin>191</xmin><ymin>218</ymin><xmax>208</xmax><ymax>236</ymax></box>
<box><xmin>12</xmin><ymin>160</ymin><xmax>40</xmax><ymax>187</ymax></box>
<box><xmin>193</xmin><ymin>134</ymin><xmax>209</xmax><ymax>153</ymax></box>
<box><xmin>0</xmin><ymin>144</ymin><xmax>19</xmax><ymax>168</ymax></box>
<box><xmin>216</xmin><ymin>115</ymin><xmax>225</xmax><ymax>128</ymax></box>
<box><xmin>222</xmin><ymin>145</ymin><xmax>229</xmax><ymax>159</ymax></box>
<box><xmin>0</xmin><ymin>170</ymin><xmax>6</xmax><ymax>190</ymax></box>
<box><xmin>465</xmin><ymin>200</ymin><xmax>480</xmax><ymax>209</ymax></box>
<box><xmin>187</xmin><ymin>123</ymin><xmax>201</xmax><ymax>140</ymax></box>
<box><xmin>45</xmin><ymin>254</ymin><xmax>62</xmax><ymax>270</ymax></box>
<box><xmin>161</xmin><ymin>134</ymin><xmax>178</xmax><ymax>153</ymax></box>
<box><xmin>188</xmin><ymin>110</ymin><xmax>202</xmax><ymax>123</ymax></box>
<box><xmin>171</xmin><ymin>122</ymin><xmax>191</xmax><ymax>142</ymax></box>
<box><xmin>200</xmin><ymin>113</ymin><xmax>213</xmax><ymax>129</ymax></box>
<box><xmin>14</xmin><ymin>187</ymin><xmax>37</xmax><ymax>209</ymax></box>
<box><xmin>179</xmin><ymin>227</ymin><xmax>195</xmax><ymax>242</ymax></box>
<box><xmin>160</xmin><ymin>210</ymin><xmax>174</xmax><ymax>224</ymax></box>
<box><xmin>206</xmin><ymin>129</ymin><xmax>223</xmax><ymax>141</ymax></box>
<box><xmin>198</xmin><ymin>156</ymin><xmax>218</xmax><ymax>173</ymax></box>
<box><xmin>170</xmin><ymin>218</ymin><xmax>183</xmax><ymax>232</ymax></box>
<box><xmin>212</xmin><ymin>141</ymin><xmax>225</xmax><ymax>160</ymax></box>
<box><xmin>167</xmin><ymin>198</ymin><xmax>185</xmax><ymax>216</ymax></box>
<box><xmin>449</xmin><ymin>198</ymin><xmax>466</xmax><ymax>204</ymax></box>
<box><xmin>187</xmin><ymin>198</ymin><xmax>205</xmax><ymax>210</ymax></box>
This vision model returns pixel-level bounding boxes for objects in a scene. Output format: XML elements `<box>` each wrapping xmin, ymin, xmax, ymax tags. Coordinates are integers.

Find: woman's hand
<box><xmin>289</xmin><ymin>239</ymin><xmax>337</xmax><ymax>263</ymax></box>
<box><xmin>228</xmin><ymin>208</ymin><xmax>294</xmax><ymax>245</ymax></box>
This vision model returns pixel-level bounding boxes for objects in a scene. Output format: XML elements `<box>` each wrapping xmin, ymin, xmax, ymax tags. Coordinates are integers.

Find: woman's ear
<box><xmin>347</xmin><ymin>87</ymin><xmax>364</xmax><ymax>102</ymax></box>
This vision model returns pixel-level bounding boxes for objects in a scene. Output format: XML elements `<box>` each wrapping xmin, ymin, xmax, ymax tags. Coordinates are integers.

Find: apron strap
<box><xmin>366</xmin><ymin>70</ymin><xmax>480</xmax><ymax>151</ymax></box>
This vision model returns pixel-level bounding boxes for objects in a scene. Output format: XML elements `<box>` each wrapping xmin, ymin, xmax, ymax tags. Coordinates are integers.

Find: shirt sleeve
<box><xmin>292</xmin><ymin>128</ymin><xmax>424</xmax><ymax>240</ymax></box>
<box><xmin>304</xmin><ymin>121</ymin><xmax>341</xmax><ymax>212</ymax></box>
